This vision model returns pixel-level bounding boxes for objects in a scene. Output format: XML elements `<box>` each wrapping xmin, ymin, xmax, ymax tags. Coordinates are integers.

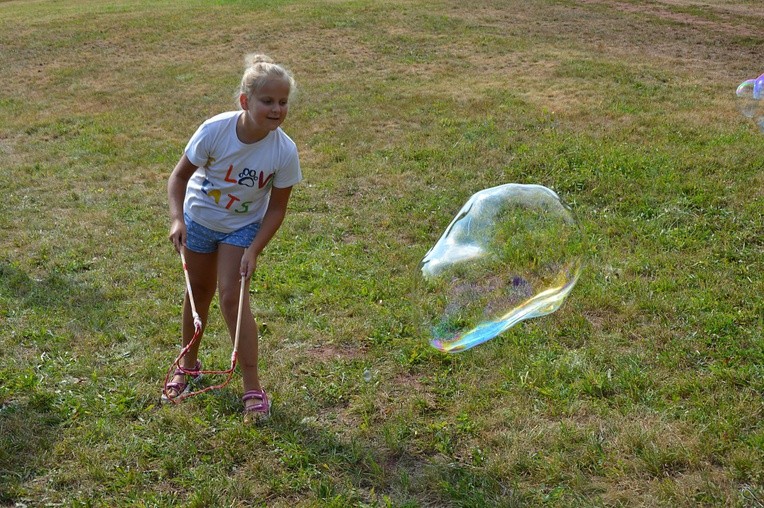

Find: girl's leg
<box><xmin>216</xmin><ymin>244</ymin><xmax>261</xmax><ymax>407</ymax></box>
<box><xmin>166</xmin><ymin>247</ymin><xmax>218</xmax><ymax>397</ymax></box>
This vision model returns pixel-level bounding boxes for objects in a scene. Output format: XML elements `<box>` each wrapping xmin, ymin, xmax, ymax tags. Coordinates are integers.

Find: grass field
<box><xmin>1</xmin><ymin>0</ymin><xmax>763</xmax><ymax>506</ymax></box>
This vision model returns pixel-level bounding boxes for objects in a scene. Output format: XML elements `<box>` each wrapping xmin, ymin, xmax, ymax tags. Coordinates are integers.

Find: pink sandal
<box><xmin>242</xmin><ymin>389</ymin><xmax>271</xmax><ymax>421</ymax></box>
<box><xmin>161</xmin><ymin>360</ymin><xmax>202</xmax><ymax>402</ymax></box>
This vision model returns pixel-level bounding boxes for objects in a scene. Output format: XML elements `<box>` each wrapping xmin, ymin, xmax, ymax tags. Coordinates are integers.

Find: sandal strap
<box><xmin>165</xmin><ymin>360</ymin><xmax>201</xmax><ymax>396</ymax></box>
<box><xmin>163</xmin><ymin>380</ymin><xmax>188</xmax><ymax>395</ymax></box>
<box><xmin>162</xmin><ymin>361</ymin><xmax>202</xmax><ymax>402</ymax></box>
<box><xmin>242</xmin><ymin>389</ymin><xmax>270</xmax><ymax>414</ymax></box>
<box><xmin>242</xmin><ymin>389</ymin><xmax>266</xmax><ymax>402</ymax></box>
<box><xmin>178</xmin><ymin>359</ymin><xmax>202</xmax><ymax>378</ymax></box>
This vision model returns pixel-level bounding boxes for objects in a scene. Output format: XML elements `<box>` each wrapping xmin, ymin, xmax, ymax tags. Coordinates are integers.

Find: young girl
<box><xmin>163</xmin><ymin>54</ymin><xmax>301</xmax><ymax>421</ymax></box>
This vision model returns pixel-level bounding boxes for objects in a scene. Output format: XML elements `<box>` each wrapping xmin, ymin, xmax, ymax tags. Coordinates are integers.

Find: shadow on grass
<box><xmin>157</xmin><ymin>374</ymin><xmax>533</xmax><ymax>506</ymax></box>
<box><xmin>0</xmin><ymin>262</ymin><xmax>113</xmax><ymax>317</ymax></box>
<box><xmin>0</xmin><ymin>262</ymin><xmax>114</xmax><ymax>503</ymax></box>
<box><xmin>0</xmin><ymin>395</ymin><xmax>64</xmax><ymax>503</ymax></box>
<box><xmin>259</xmin><ymin>403</ymin><xmax>529</xmax><ymax>507</ymax></box>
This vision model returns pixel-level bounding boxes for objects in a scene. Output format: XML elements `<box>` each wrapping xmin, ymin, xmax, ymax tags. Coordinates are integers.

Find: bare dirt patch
<box><xmin>305</xmin><ymin>343</ymin><xmax>368</xmax><ymax>362</ymax></box>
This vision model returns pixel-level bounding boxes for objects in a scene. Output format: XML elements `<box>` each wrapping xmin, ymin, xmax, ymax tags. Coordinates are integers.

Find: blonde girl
<box><xmin>163</xmin><ymin>54</ymin><xmax>301</xmax><ymax>421</ymax></box>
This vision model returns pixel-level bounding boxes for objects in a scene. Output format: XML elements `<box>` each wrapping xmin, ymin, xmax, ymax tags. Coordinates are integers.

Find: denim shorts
<box><xmin>184</xmin><ymin>213</ymin><xmax>261</xmax><ymax>254</ymax></box>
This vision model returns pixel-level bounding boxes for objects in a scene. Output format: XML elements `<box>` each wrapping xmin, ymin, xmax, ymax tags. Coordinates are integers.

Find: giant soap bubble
<box><xmin>416</xmin><ymin>183</ymin><xmax>584</xmax><ymax>353</ymax></box>
<box><xmin>736</xmin><ymin>73</ymin><xmax>764</xmax><ymax>131</ymax></box>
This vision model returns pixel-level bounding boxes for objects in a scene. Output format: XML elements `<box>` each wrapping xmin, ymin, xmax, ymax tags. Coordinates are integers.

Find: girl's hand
<box><xmin>169</xmin><ymin>218</ymin><xmax>186</xmax><ymax>253</ymax></box>
<box><xmin>240</xmin><ymin>250</ymin><xmax>258</xmax><ymax>279</ymax></box>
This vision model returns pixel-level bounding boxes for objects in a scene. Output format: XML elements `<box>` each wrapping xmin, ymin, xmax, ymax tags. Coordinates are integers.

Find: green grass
<box><xmin>1</xmin><ymin>0</ymin><xmax>763</xmax><ymax>506</ymax></box>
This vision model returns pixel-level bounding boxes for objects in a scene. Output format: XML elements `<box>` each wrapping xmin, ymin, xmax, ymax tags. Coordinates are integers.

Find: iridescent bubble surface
<box><xmin>415</xmin><ymin>184</ymin><xmax>584</xmax><ymax>353</ymax></box>
<box><xmin>736</xmin><ymin>73</ymin><xmax>764</xmax><ymax>131</ymax></box>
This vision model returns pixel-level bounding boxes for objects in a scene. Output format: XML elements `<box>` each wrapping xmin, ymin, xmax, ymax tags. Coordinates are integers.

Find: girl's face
<box><xmin>241</xmin><ymin>78</ymin><xmax>291</xmax><ymax>133</ymax></box>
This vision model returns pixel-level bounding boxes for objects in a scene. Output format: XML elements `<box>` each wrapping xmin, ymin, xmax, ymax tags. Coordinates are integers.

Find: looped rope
<box><xmin>162</xmin><ymin>252</ymin><xmax>245</xmax><ymax>403</ymax></box>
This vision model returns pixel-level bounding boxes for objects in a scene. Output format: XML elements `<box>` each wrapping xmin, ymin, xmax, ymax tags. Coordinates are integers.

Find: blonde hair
<box><xmin>238</xmin><ymin>53</ymin><xmax>296</xmax><ymax>107</ymax></box>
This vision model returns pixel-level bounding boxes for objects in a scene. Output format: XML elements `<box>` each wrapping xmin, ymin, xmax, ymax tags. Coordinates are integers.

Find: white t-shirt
<box><xmin>183</xmin><ymin>111</ymin><xmax>302</xmax><ymax>233</ymax></box>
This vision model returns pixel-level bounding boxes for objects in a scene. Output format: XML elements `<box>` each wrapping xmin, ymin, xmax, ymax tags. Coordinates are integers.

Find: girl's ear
<box><xmin>239</xmin><ymin>93</ymin><xmax>249</xmax><ymax>110</ymax></box>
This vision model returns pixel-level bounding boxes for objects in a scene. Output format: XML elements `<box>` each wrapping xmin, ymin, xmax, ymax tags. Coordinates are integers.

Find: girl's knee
<box><xmin>218</xmin><ymin>291</ymin><xmax>240</xmax><ymax>314</ymax></box>
<box><xmin>219</xmin><ymin>294</ymin><xmax>252</xmax><ymax>327</ymax></box>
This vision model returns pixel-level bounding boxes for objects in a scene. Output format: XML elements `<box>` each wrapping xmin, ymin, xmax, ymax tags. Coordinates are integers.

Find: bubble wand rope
<box><xmin>163</xmin><ymin>252</ymin><xmax>246</xmax><ymax>403</ymax></box>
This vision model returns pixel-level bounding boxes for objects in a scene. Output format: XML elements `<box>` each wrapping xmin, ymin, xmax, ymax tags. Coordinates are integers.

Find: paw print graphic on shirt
<box><xmin>238</xmin><ymin>168</ymin><xmax>257</xmax><ymax>187</ymax></box>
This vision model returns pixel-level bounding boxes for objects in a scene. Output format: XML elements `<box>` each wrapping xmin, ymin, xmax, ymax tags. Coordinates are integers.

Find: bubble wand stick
<box><xmin>162</xmin><ymin>251</ymin><xmax>245</xmax><ymax>403</ymax></box>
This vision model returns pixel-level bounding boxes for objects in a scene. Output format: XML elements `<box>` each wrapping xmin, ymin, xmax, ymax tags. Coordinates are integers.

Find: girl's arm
<box><xmin>167</xmin><ymin>154</ymin><xmax>199</xmax><ymax>253</ymax></box>
<box><xmin>240</xmin><ymin>185</ymin><xmax>293</xmax><ymax>278</ymax></box>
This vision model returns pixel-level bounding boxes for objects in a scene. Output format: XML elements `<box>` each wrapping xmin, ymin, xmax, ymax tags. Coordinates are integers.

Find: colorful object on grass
<box><xmin>416</xmin><ymin>183</ymin><xmax>585</xmax><ymax>353</ymax></box>
<box><xmin>736</xmin><ymin>73</ymin><xmax>764</xmax><ymax>131</ymax></box>
<box><xmin>162</xmin><ymin>253</ymin><xmax>245</xmax><ymax>403</ymax></box>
